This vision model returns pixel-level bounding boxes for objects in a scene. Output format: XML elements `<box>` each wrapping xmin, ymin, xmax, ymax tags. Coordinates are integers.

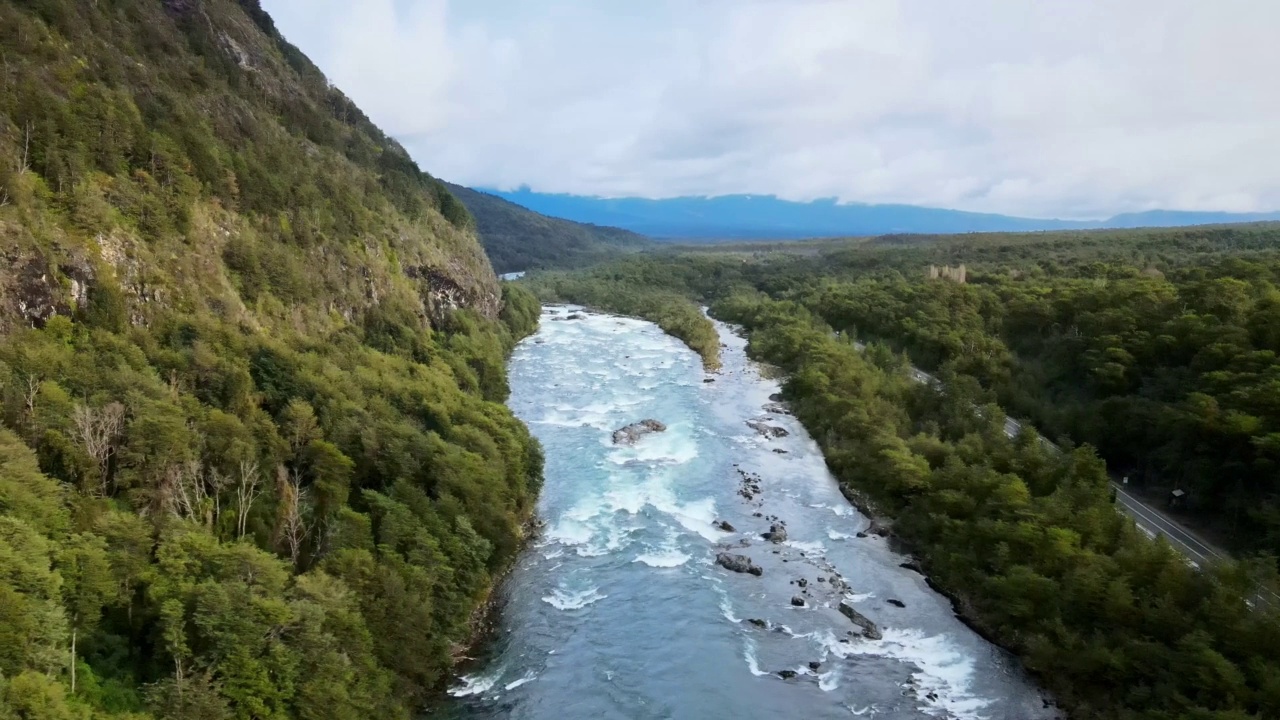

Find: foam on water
<box><xmin>634</xmin><ymin>548</ymin><xmax>691</xmax><ymax>568</ymax></box>
<box><xmin>504</xmin><ymin>671</ymin><xmax>537</xmax><ymax>691</ymax></box>
<box><xmin>542</xmin><ymin>586</ymin><xmax>608</xmax><ymax>611</ymax></box>
<box><xmin>827</xmin><ymin>530</ymin><xmax>855</xmax><ymax>540</ymax></box>
<box><xmin>742</xmin><ymin>638</ymin><xmax>770</xmax><ymax>677</ymax></box>
<box><xmin>785</xmin><ymin>539</ymin><xmax>827</xmax><ymax>553</ymax></box>
<box><xmin>818</xmin><ymin>668</ymin><xmax>840</xmax><ymax>692</ymax></box>
<box><xmin>449</xmin><ymin>669</ymin><xmax>502</xmax><ymax>698</ymax></box>
<box><xmin>843</xmin><ymin>628</ymin><xmax>992</xmax><ymax>719</ymax></box>
<box><xmin>606</xmin><ymin>425</ymin><xmax>699</xmax><ymax>466</ymax></box>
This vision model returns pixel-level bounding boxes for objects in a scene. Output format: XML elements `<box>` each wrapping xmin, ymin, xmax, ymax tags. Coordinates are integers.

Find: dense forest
<box><xmin>444</xmin><ymin>183</ymin><xmax>652</xmax><ymax>274</ymax></box>
<box><xmin>0</xmin><ymin>1</ymin><xmax>542</xmax><ymax>718</ymax></box>
<box><xmin>524</xmin><ymin>221</ymin><xmax>1280</xmax><ymax>718</ymax></box>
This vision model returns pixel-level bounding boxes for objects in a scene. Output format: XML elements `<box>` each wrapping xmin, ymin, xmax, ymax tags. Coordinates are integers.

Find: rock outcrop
<box><xmin>716</xmin><ymin>552</ymin><xmax>763</xmax><ymax>576</ymax></box>
<box><xmin>761</xmin><ymin>522</ymin><xmax>788</xmax><ymax>543</ymax></box>
<box><xmin>838</xmin><ymin>602</ymin><xmax>882</xmax><ymax>640</ymax></box>
<box><xmin>746</xmin><ymin>420</ymin><xmax>789</xmax><ymax>438</ymax></box>
<box><xmin>612</xmin><ymin>419</ymin><xmax>666</xmax><ymax>444</ymax></box>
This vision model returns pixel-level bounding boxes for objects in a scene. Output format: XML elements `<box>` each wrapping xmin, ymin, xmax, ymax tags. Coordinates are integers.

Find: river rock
<box><xmin>808</xmin><ymin>661</ymin><xmax>822</xmax><ymax>671</ymax></box>
<box><xmin>703</xmin><ymin>377</ymin><xmax>715</xmax><ymax>383</ymax></box>
<box><xmin>716</xmin><ymin>552</ymin><xmax>762</xmax><ymax>576</ymax></box>
<box><xmin>887</xmin><ymin>598</ymin><xmax>905</xmax><ymax>608</ymax></box>
<box><xmin>772</xmin><ymin>448</ymin><xmax>787</xmax><ymax>454</ymax></box>
<box><xmin>777</xmin><ymin>670</ymin><xmax>797</xmax><ymax>680</ymax></box>
<box><xmin>796</xmin><ymin>578</ymin><xmax>807</xmax><ymax>588</ymax></box>
<box><xmin>899</xmin><ymin>558</ymin><xmax>924</xmax><ymax>574</ymax></box>
<box><xmin>566</xmin><ymin>313</ymin><xmax>586</xmax><ymax>320</ymax></box>
<box><xmin>768</xmin><ymin>392</ymin><xmax>784</xmax><ymax>402</ymax></box>
<box><xmin>746</xmin><ymin>420</ymin><xmax>789</xmax><ymax>438</ymax></box>
<box><xmin>866</xmin><ymin>518</ymin><xmax>892</xmax><ymax>537</ymax></box>
<box><xmin>747</xmin><ymin>618</ymin><xmax>767</xmax><ymax>628</ymax></box>
<box><xmin>612</xmin><ymin>419</ymin><xmax>667</xmax><ymax>444</ymax></box>
<box><xmin>761</xmin><ymin>522</ymin><xmax>788</xmax><ymax>543</ymax></box>
<box><xmin>838</xmin><ymin>602</ymin><xmax>882</xmax><ymax>640</ymax></box>
<box><xmin>715</xmin><ymin>520</ymin><xmax>736</xmax><ymax>532</ymax></box>
<box><xmin>791</xmin><ymin>596</ymin><xmax>806</xmax><ymax>607</ymax></box>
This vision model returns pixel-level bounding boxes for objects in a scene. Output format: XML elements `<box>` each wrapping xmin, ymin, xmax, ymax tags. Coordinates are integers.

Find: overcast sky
<box><xmin>262</xmin><ymin>0</ymin><xmax>1280</xmax><ymax>219</ymax></box>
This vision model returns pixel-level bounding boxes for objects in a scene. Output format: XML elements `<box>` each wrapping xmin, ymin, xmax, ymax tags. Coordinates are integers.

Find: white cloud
<box><xmin>262</xmin><ymin>0</ymin><xmax>1280</xmax><ymax>219</ymax></box>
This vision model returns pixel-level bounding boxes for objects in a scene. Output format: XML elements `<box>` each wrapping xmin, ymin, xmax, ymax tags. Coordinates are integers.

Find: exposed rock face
<box><xmin>747</xmin><ymin>420</ymin><xmax>789</xmax><ymax>438</ymax></box>
<box><xmin>838</xmin><ymin>602</ymin><xmax>882</xmax><ymax>640</ymax></box>
<box><xmin>0</xmin><ymin>250</ymin><xmax>98</xmax><ymax>331</ymax></box>
<box><xmin>612</xmin><ymin>419</ymin><xmax>667</xmax><ymax>445</ymax></box>
<box><xmin>405</xmin><ymin>266</ymin><xmax>501</xmax><ymax>328</ymax></box>
<box><xmin>716</xmin><ymin>552</ymin><xmax>762</xmax><ymax>576</ymax></box>
<box><xmin>762</xmin><ymin>523</ymin><xmax>788</xmax><ymax>543</ymax></box>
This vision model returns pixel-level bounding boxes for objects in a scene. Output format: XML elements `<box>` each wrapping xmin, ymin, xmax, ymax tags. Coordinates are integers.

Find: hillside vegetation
<box><xmin>0</xmin><ymin>1</ymin><xmax>542</xmax><ymax>718</ymax></box>
<box><xmin>445</xmin><ymin>183</ymin><xmax>651</xmax><ymax>273</ymax></box>
<box><xmin>544</xmin><ymin>223</ymin><xmax>1280</xmax><ymax>718</ymax></box>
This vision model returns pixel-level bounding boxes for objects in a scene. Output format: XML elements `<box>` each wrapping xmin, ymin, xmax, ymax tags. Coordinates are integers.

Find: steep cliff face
<box><xmin>0</xmin><ymin>0</ymin><xmax>498</xmax><ymax>333</ymax></box>
<box><xmin>0</xmin><ymin>3</ymin><xmax>541</xmax><ymax>718</ymax></box>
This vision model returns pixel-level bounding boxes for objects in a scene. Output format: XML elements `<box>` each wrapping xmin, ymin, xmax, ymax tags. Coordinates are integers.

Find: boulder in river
<box><xmin>747</xmin><ymin>618</ymin><xmax>767</xmax><ymax>628</ymax></box>
<box><xmin>808</xmin><ymin>661</ymin><xmax>822</xmax><ymax>671</ymax></box>
<box><xmin>768</xmin><ymin>393</ymin><xmax>784</xmax><ymax>402</ymax></box>
<box><xmin>899</xmin><ymin>558</ymin><xmax>924</xmax><ymax>574</ymax></box>
<box><xmin>716</xmin><ymin>552</ymin><xmax>762</xmax><ymax>576</ymax></box>
<box><xmin>746</xmin><ymin>420</ymin><xmax>789</xmax><ymax>438</ymax></box>
<box><xmin>612</xmin><ymin>419</ymin><xmax>667</xmax><ymax>445</ymax></box>
<box><xmin>838</xmin><ymin>602</ymin><xmax>882</xmax><ymax>640</ymax></box>
<box><xmin>715</xmin><ymin>520</ymin><xmax>736</xmax><ymax>532</ymax></box>
<box><xmin>790</xmin><ymin>596</ymin><xmax>806</xmax><ymax>607</ymax></box>
<box><xmin>866</xmin><ymin>518</ymin><xmax>892</xmax><ymax>537</ymax></box>
<box><xmin>777</xmin><ymin>670</ymin><xmax>797</xmax><ymax>680</ymax></box>
<box><xmin>703</xmin><ymin>378</ymin><xmax>716</xmax><ymax>383</ymax></box>
<box><xmin>887</xmin><ymin>598</ymin><xmax>906</xmax><ymax>608</ymax></box>
<box><xmin>761</xmin><ymin>522</ymin><xmax>788</xmax><ymax>543</ymax></box>
<box><xmin>566</xmin><ymin>313</ymin><xmax>586</xmax><ymax>320</ymax></box>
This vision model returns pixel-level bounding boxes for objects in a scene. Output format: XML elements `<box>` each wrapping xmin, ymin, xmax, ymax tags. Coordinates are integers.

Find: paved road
<box><xmin>1110</xmin><ymin>485</ymin><xmax>1225</xmax><ymax>566</ymax></box>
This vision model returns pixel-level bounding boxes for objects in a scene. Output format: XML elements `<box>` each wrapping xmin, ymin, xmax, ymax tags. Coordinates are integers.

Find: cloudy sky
<box><xmin>262</xmin><ymin>0</ymin><xmax>1280</xmax><ymax>219</ymax></box>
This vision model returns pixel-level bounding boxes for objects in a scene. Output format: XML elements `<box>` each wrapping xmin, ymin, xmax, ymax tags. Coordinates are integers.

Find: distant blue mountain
<box><xmin>483</xmin><ymin>188</ymin><xmax>1280</xmax><ymax>239</ymax></box>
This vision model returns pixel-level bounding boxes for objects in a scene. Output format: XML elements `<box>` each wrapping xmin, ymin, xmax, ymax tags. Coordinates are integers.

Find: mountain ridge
<box><xmin>482</xmin><ymin>188</ymin><xmax>1280</xmax><ymax>239</ymax></box>
<box><xmin>444</xmin><ymin>182</ymin><xmax>651</xmax><ymax>273</ymax></box>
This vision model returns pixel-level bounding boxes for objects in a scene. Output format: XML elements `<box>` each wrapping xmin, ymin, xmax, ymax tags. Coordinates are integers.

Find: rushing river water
<box><xmin>444</xmin><ymin>307</ymin><xmax>1058</xmax><ymax>719</ymax></box>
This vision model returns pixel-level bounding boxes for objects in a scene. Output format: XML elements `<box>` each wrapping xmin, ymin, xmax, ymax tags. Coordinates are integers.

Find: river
<box><xmin>443</xmin><ymin>306</ymin><xmax>1057</xmax><ymax>719</ymax></box>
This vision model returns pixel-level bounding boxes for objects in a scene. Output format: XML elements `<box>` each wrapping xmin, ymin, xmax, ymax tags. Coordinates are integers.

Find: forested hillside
<box><xmin>0</xmin><ymin>1</ymin><xmax>542</xmax><ymax>718</ymax></box>
<box><xmin>529</xmin><ymin>222</ymin><xmax>1280</xmax><ymax>718</ymax></box>
<box><xmin>444</xmin><ymin>183</ymin><xmax>651</xmax><ymax>273</ymax></box>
